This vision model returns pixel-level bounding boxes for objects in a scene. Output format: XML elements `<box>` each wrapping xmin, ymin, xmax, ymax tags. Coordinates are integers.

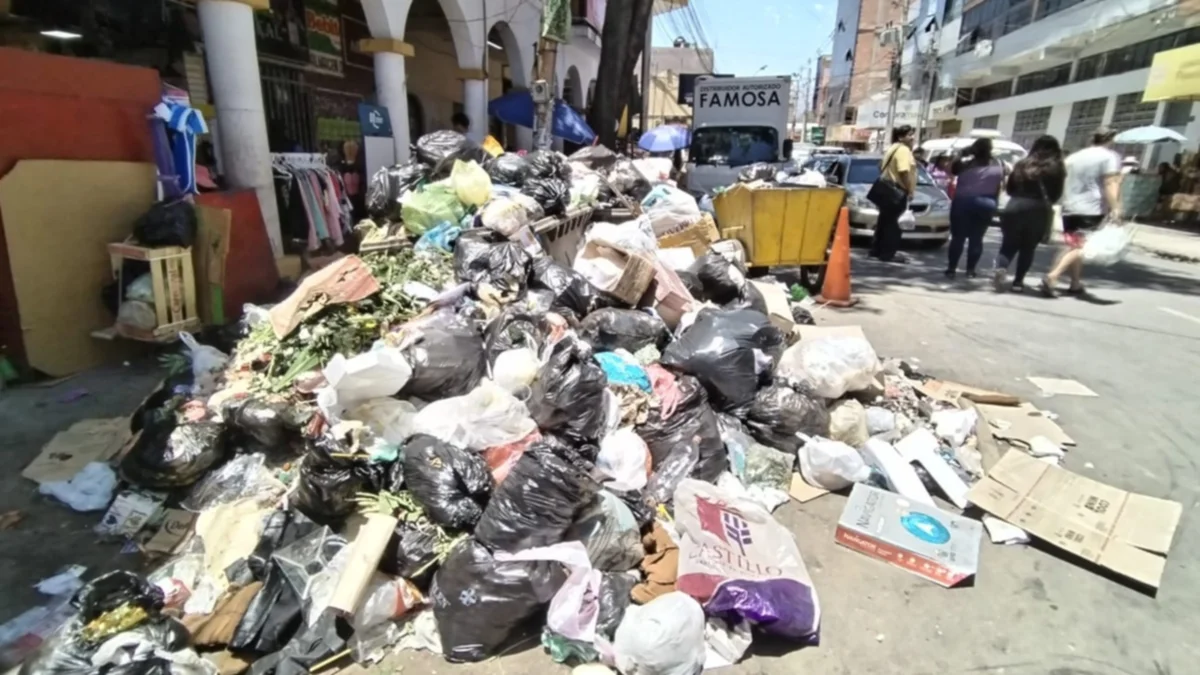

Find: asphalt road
<box><xmin>3</xmin><ymin>232</ymin><xmax>1199</xmax><ymax>675</ymax></box>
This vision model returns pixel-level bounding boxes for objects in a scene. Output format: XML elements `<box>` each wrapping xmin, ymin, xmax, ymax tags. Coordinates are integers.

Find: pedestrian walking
<box><xmin>1041</xmin><ymin>127</ymin><xmax>1122</xmax><ymax>297</ymax></box>
<box><xmin>868</xmin><ymin>125</ymin><xmax>918</xmax><ymax>263</ymax></box>
<box><xmin>945</xmin><ymin>138</ymin><xmax>1003</xmax><ymax>279</ymax></box>
<box><xmin>992</xmin><ymin>135</ymin><xmax>1065</xmax><ymax>292</ymax></box>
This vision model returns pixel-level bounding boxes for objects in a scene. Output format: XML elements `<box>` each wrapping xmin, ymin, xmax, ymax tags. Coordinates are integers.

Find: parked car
<box><xmin>804</xmin><ymin>153</ymin><xmax>951</xmax><ymax>246</ymax></box>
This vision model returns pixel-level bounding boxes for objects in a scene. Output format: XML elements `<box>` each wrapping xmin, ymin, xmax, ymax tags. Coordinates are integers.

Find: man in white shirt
<box><xmin>1041</xmin><ymin>127</ymin><xmax>1121</xmax><ymax>297</ymax></box>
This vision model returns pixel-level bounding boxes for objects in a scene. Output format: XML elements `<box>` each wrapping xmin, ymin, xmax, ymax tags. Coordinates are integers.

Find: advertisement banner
<box><xmin>304</xmin><ymin>0</ymin><xmax>343</xmax><ymax>76</ymax></box>
<box><xmin>254</xmin><ymin>0</ymin><xmax>309</xmax><ymax>63</ymax></box>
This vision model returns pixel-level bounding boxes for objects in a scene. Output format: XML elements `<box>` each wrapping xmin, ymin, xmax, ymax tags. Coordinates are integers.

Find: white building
<box><xmin>931</xmin><ymin>0</ymin><xmax>1200</xmax><ymax>161</ymax></box>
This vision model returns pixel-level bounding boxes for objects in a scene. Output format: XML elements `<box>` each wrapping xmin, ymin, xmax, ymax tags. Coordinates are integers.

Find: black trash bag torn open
<box><xmin>401</xmin><ymin>434</ymin><xmax>493</xmax><ymax>530</ymax></box>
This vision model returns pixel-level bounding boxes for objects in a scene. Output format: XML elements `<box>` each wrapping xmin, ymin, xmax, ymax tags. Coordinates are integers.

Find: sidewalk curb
<box><xmin>1134</xmin><ymin>244</ymin><xmax>1200</xmax><ymax>264</ymax></box>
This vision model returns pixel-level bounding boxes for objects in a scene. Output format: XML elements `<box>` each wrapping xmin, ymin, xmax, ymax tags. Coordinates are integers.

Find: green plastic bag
<box><xmin>400</xmin><ymin>182</ymin><xmax>466</xmax><ymax>235</ymax></box>
<box><xmin>451</xmin><ymin>159</ymin><xmax>492</xmax><ymax>207</ymax></box>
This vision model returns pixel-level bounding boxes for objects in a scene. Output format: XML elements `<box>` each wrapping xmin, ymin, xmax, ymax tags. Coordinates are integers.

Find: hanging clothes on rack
<box><xmin>271</xmin><ymin>153</ymin><xmax>354</xmax><ymax>251</ymax></box>
<box><xmin>153</xmin><ymin>99</ymin><xmax>208</xmax><ymax>195</ymax></box>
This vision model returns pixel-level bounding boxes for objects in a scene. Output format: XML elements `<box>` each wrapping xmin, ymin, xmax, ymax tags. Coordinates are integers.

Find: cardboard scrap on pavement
<box><xmin>917</xmin><ymin>380</ymin><xmax>1021</xmax><ymax>407</ymax></box>
<box><xmin>23</xmin><ymin>418</ymin><xmax>131</xmax><ymax>484</ymax></box>
<box><xmin>1026</xmin><ymin>377</ymin><xmax>1099</xmax><ymax>398</ymax></box>
<box><xmin>976</xmin><ymin>402</ymin><xmax>1075</xmax><ymax>448</ymax></box>
<box><xmin>788</xmin><ymin>473</ymin><xmax>829</xmax><ymax>503</ymax></box>
<box><xmin>144</xmin><ymin>509</ymin><xmax>198</xmax><ymax>554</ymax></box>
<box><xmin>836</xmin><ymin>483</ymin><xmax>982</xmax><ymax>588</ymax></box>
<box><xmin>269</xmin><ymin>255</ymin><xmax>380</xmax><ymax>339</ymax></box>
<box><xmin>968</xmin><ymin>450</ymin><xmax>1182</xmax><ymax>590</ymax></box>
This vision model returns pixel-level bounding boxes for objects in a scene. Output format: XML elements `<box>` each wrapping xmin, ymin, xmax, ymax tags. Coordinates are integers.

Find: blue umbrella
<box><xmin>638</xmin><ymin>124</ymin><xmax>690</xmax><ymax>152</ymax></box>
<box><xmin>487</xmin><ymin>90</ymin><xmax>596</xmax><ymax>145</ymax></box>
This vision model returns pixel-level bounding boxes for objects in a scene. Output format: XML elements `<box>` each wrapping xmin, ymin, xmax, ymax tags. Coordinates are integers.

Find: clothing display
<box><xmin>153</xmin><ymin>100</ymin><xmax>209</xmax><ymax>195</ymax></box>
<box><xmin>272</xmin><ymin>154</ymin><xmax>355</xmax><ymax>251</ymax></box>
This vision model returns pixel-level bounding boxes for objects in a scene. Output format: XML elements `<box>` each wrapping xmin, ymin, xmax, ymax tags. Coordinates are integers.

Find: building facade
<box><xmin>826</xmin><ymin>0</ymin><xmax>911</xmax><ymax>144</ymax></box>
<box><xmin>934</xmin><ymin>0</ymin><xmax>1200</xmax><ymax>159</ymax></box>
<box><xmin>814</xmin><ymin>54</ymin><xmax>832</xmax><ymax>126</ymax></box>
<box><xmin>637</xmin><ymin>42</ymin><xmax>716</xmax><ymax>130</ymax></box>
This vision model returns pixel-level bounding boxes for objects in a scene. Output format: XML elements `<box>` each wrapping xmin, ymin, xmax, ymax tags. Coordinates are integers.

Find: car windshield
<box><xmin>690</xmin><ymin>126</ymin><xmax>780</xmax><ymax>167</ymax></box>
<box><xmin>846</xmin><ymin>158</ymin><xmax>934</xmax><ymax>186</ymax></box>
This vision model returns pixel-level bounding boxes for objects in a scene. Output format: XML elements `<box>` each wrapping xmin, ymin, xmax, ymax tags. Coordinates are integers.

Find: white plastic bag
<box><xmin>596</xmin><ymin>427</ymin><xmax>650</xmax><ymax>492</ymax></box>
<box><xmin>641</xmin><ymin>185</ymin><xmax>701</xmax><ymax>237</ymax></box>
<box><xmin>798</xmin><ymin>437</ymin><xmax>871</xmax><ymax>490</ymax></box>
<box><xmin>342</xmin><ymin>398</ymin><xmax>420</xmax><ymax>445</ymax></box>
<box><xmin>411</xmin><ymin>379</ymin><xmax>537</xmax><ymax>450</ymax></box>
<box><xmin>865</xmin><ymin>406</ymin><xmax>896</xmax><ymax>435</ymax></box>
<box><xmin>828</xmin><ymin>399</ymin><xmax>868</xmax><ymax>447</ymax></box>
<box><xmin>450</xmin><ymin>159</ymin><xmax>492</xmax><ymax>206</ymax></box>
<box><xmin>570</xmin><ymin>173</ymin><xmax>602</xmax><ymax>208</ymax></box>
<box><xmin>584</xmin><ymin>216</ymin><xmax>658</xmax><ymax>253</ymax></box>
<box><xmin>898</xmin><ymin>209</ymin><xmax>916</xmax><ymax>230</ymax></box>
<box><xmin>480</xmin><ymin>198</ymin><xmax>529</xmax><ymax>237</ymax></box>
<box><xmin>492</xmin><ymin>348</ymin><xmax>540</xmax><ymax>396</ymax></box>
<box><xmin>777</xmin><ymin>336</ymin><xmax>881</xmax><ymax>399</ymax></box>
<box><xmin>703</xmin><ymin>617</ymin><xmax>752</xmax><ymax>669</ymax></box>
<box><xmin>319</xmin><ymin>347</ymin><xmax>413</xmax><ymax>419</ymax></box>
<box><xmin>117</xmin><ymin>300</ymin><xmax>157</xmax><ymax>330</ymax></box>
<box><xmin>39</xmin><ymin>462</ymin><xmax>117</xmax><ymax>512</ymax></box>
<box><xmin>613</xmin><ymin>592</ymin><xmax>706</xmax><ymax>675</ymax></box>
<box><xmin>126</xmin><ymin>273</ymin><xmax>156</xmax><ymax>303</ymax></box>
<box><xmin>1082</xmin><ymin>219</ymin><xmax>1136</xmax><ymax>265</ymax></box>
<box><xmin>179</xmin><ymin>332</ymin><xmax>228</xmax><ymax>397</ymax></box>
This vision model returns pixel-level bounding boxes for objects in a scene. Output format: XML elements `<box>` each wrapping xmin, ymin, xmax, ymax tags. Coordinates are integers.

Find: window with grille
<box><xmin>1162</xmin><ymin>101</ymin><xmax>1192</xmax><ymax>128</ymax></box>
<box><xmin>972</xmin><ymin>79</ymin><xmax>1013</xmax><ymax>104</ymax></box>
<box><xmin>1111</xmin><ymin>91</ymin><xmax>1159</xmax><ymax>158</ymax></box>
<box><xmin>1011</xmin><ymin>107</ymin><xmax>1051</xmax><ymax>148</ymax></box>
<box><xmin>1062</xmin><ymin>97</ymin><xmax>1106</xmax><ymax>153</ymax></box>
<box><xmin>974</xmin><ymin>114</ymin><xmax>999</xmax><ymax>130</ymax></box>
<box><xmin>1074</xmin><ymin>55</ymin><xmax>1101</xmax><ymax>83</ymax></box>
<box><xmin>1014</xmin><ymin>64</ymin><xmax>1071</xmax><ymax>96</ymax></box>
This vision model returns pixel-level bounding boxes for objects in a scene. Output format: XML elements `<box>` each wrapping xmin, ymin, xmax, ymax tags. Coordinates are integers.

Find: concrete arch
<box><xmin>487</xmin><ymin>19</ymin><xmax>529</xmax><ymax>88</ymax></box>
<box><xmin>565</xmin><ymin>66</ymin><xmax>584</xmax><ymax>109</ymax></box>
<box><xmin>491</xmin><ymin>0</ymin><xmax>539</xmax><ymax>87</ymax></box>
<box><xmin>362</xmin><ymin>0</ymin><xmax>475</xmax><ymax>67</ymax></box>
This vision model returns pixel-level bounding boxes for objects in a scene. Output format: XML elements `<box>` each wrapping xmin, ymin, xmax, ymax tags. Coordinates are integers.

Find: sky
<box><xmin>651</xmin><ymin>0</ymin><xmax>836</xmax><ymax>85</ymax></box>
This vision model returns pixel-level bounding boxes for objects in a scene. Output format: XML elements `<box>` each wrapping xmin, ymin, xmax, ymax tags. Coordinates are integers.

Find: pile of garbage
<box><xmin>9</xmin><ymin>134</ymin><xmax>1172</xmax><ymax>675</ymax></box>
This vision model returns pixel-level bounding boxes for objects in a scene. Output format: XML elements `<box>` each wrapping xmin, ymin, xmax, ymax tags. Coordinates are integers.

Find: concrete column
<box><xmin>197</xmin><ymin>0</ymin><xmax>282</xmax><ymax>257</ymax></box>
<box><xmin>374</xmin><ymin>52</ymin><xmax>412</xmax><ymax>162</ymax></box>
<box><xmin>463</xmin><ymin>79</ymin><xmax>489</xmax><ymax>142</ymax></box>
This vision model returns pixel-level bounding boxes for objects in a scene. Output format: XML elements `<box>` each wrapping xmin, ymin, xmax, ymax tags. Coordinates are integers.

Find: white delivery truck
<box><xmin>686</xmin><ymin>75</ymin><xmax>794</xmax><ymax>195</ymax></box>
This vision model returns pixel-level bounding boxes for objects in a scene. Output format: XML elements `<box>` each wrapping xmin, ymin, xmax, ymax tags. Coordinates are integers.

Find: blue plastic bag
<box><xmin>415</xmin><ymin>221</ymin><xmax>462</xmax><ymax>253</ymax></box>
<box><xmin>594</xmin><ymin>351</ymin><xmax>651</xmax><ymax>392</ymax></box>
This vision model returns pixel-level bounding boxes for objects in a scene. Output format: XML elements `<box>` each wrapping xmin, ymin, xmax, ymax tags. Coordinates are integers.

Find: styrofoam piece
<box><xmin>859</xmin><ymin>438</ymin><xmax>934</xmax><ymax>506</ymax></box>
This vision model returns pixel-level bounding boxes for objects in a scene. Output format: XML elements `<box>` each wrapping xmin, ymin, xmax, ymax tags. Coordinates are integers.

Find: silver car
<box><xmin>805</xmin><ymin>154</ymin><xmax>951</xmax><ymax>246</ymax></box>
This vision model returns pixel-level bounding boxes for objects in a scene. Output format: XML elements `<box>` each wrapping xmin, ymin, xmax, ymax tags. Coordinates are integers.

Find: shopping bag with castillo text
<box><xmin>673</xmin><ymin>478</ymin><xmax>821</xmax><ymax>644</ymax></box>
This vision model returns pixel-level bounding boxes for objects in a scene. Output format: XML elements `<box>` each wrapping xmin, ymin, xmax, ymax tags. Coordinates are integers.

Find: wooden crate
<box><xmin>108</xmin><ymin>242</ymin><xmax>201</xmax><ymax>342</ymax></box>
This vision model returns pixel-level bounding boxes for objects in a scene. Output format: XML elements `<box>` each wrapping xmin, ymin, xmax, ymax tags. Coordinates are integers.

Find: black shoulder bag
<box><xmin>867</xmin><ymin>146</ymin><xmax>909</xmax><ymax>210</ymax></box>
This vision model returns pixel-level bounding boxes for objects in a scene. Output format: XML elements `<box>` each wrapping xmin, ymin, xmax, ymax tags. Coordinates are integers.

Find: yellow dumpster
<box><xmin>712</xmin><ymin>184</ymin><xmax>845</xmax><ymax>267</ymax></box>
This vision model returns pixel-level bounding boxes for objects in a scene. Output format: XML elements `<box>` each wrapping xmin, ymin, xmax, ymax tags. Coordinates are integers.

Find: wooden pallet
<box><xmin>107</xmin><ymin>242</ymin><xmax>201</xmax><ymax>342</ymax></box>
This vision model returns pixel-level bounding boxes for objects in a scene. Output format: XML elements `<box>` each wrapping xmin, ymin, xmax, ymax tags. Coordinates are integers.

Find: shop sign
<box><xmin>304</xmin><ymin>0</ymin><xmax>344</xmax><ymax>76</ymax></box>
<box><xmin>359</xmin><ymin>104</ymin><xmax>392</xmax><ymax>137</ymax></box>
<box><xmin>255</xmin><ymin>0</ymin><xmax>309</xmax><ymax>63</ymax></box>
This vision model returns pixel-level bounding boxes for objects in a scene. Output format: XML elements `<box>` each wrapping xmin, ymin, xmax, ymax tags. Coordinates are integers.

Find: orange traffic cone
<box><xmin>815</xmin><ymin>206</ymin><xmax>859</xmax><ymax>308</ymax></box>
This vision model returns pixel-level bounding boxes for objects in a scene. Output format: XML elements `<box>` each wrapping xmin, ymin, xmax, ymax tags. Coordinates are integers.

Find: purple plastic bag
<box><xmin>673</xmin><ymin>478</ymin><xmax>821</xmax><ymax>643</ymax></box>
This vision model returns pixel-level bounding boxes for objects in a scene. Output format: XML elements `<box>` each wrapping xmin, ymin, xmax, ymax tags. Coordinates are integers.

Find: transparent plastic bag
<box><xmin>1081</xmin><ymin>219</ymin><xmax>1136</xmax><ymax>265</ymax></box>
<box><xmin>777</xmin><ymin>336</ymin><xmax>881</xmax><ymax>399</ymax></box>
<box><xmin>352</xmin><ymin>576</ymin><xmax>423</xmax><ymax>631</ymax></box>
<box><xmin>450</xmin><ymin>159</ymin><xmax>492</xmax><ymax>206</ymax></box>
<box><xmin>613</xmin><ymin>593</ymin><xmax>706</xmax><ymax>675</ymax></box>
<box><xmin>181</xmin><ymin>453</ymin><xmax>282</xmax><ymax>512</ymax></box>
<box><xmin>412</xmin><ymin>379</ymin><xmax>537</xmax><ymax>451</ymax></box>
<box><xmin>179</xmin><ymin>333</ymin><xmax>228</xmax><ymax>397</ymax></box>
<box><xmin>596</xmin><ymin>428</ymin><xmax>650</xmax><ymax>492</ymax></box>
<box><xmin>798</xmin><ymin>436</ymin><xmax>871</xmax><ymax>490</ymax></box>
<box><xmin>400</xmin><ymin>182</ymin><xmax>467</xmax><ymax>235</ymax></box>
<box><xmin>479</xmin><ymin>198</ymin><xmax>529</xmax><ymax>237</ymax></box>
<box><xmin>641</xmin><ymin>185</ymin><xmax>701</xmax><ymax>237</ymax></box>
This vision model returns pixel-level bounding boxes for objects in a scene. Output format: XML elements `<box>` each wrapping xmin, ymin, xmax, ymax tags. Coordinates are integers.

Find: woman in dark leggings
<box><xmin>993</xmin><ymin>135</ymin><xmax>1065</xmax><ymax>292</ymax></box>
<box><xmin>945</xmin><ymin>138</ymin><xmax>1004</xmax><ymax>278</ymax></box>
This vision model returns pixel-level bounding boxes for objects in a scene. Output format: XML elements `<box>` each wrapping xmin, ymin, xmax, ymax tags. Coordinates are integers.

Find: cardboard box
<box><xmin>656</xmin><ymin>213</ymin><xmax>720</xmax><ymax>255</ymax></box>
<box><xmin>750</xmin><ymin>280</ymin><xmax>794</xmax><ymax>333</ymax></box>
<box><xmin>650</xmin><ymin>258</ymin><xmax>698</xmax><ymax>329</ymax></box>
<box><xmin>968</xmin><ymin>450</ymin><xmax>1182</xmax><ymax>589</ymax></box>
<box><xmin>836</xmin><ymin>483</ymin><xmax>982</xmax><ymax>587</ymax></box>
<box><xmin>576</xmin><ymin>241</ymin><xmax>656</xmax><ymax>305</ymax></box>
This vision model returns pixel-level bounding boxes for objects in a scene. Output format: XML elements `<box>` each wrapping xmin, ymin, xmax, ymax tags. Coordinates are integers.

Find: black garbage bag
<box><xmin>527</xmin><ymin>338</ymin><xmax>608</xmax><ymax>443</ymax></box>
<box><xmin>398</xmin><ymin>315</ymin><xmax>488</xmax><ymax>399</ymax></box>
<box><xmin>578</xmin><ymin>308</ymin><xmax>669</xmax><ymax>353</ymax></box>
<box><xmin>453</xmin><ymin>228</ymin><xmax>504</xmax><ymax>280</ymax></box>
<box><xmin>366</xmin><ymin>160</ymin><xmax>428</xmax><ymax>219</ymax></box>
<box><xmin>76</xmin><ymin>571</ymin><xmax>165</xmax><ymax>623</ymax></box>
<box><xmin>792</xmin><ymin>305</ymin><xmax>815</xmax><ymax>325</ymax></box>
<box><xmin>485</xmin><ymin>153</ymin><xmax>531</xmax><ymax>186</ymax></box>
<box><xmin>738</xmin><ymin>162</ymin><xmax>776</xmax><ymax>183</ymax></box>
<box><xmin>133</xmin><ymin>199</ymin><xmax>197</xmax><ymax>248</ymax></box>
<box><xmin>742</xmin><ymin>384</ymin><xmax>830</xmax><ymax>453</ymax></box>
<box><xmin>723</xmin><ymin>280</ymin><xmax>768</xmax><ymax>314</ymax></box>
<box><xmin>635</xmin><ymin>374</ymin><xmax>725</xmax><ymax>485</ymax></box>
<box><xmin>432</xmin><ymin>538</ymin><xmax>569</xmax><ymax>663</ymax></box>
<box><xmin>414</xmin><ymin>130</ymin><xmax>488</xmax><ymax>178</ymax></box>
<box><xmin>231</xmin><ymin>560</ymin><xmax>303</xmax><ymax>654</ymax></box>
<box><xmin>528</xmin><ymin>257</ymin><xmax>600</xmax><ymax>320</ymax></box>
<box><xmin>676</xmin><ymin>269</ymin><xmax>704</xmax><ymax>299</ymax></box>
<box><xmin>688</xmin><ymin>254</ymin><xmax>745</xmax><ymax>305</ymax></box>
<box><xmin>595</xmin><ymin>572</ymin><xmax>637</xmax><ymax>641</ymax></box>
<box><xmin>120</xmin><ymin>420</ymin><xmax>227</xmax><ymax>489</ymax></box>
<box><xmin>521</xmin><ymin>177</ymin><xmax>570</xmax><ymax>217</ymax></box>
<box><xmin>568</xmin><ymin>146</ymin><xmax>618</xmax><ymax>172</ymax></box>
<box><xmin>660</xmin><ymin>309</ymin><xmax>785</xmax><ymax>412</ymax></box>
<box><xmin>378</xmin><ymin>521</ymin><xmax>441</xmax><ymax>584</ymax></box>
<box><xmin>607</xmin><ymin>487</ymin><xmax>656</xmax><ymax>530</ymax></box>
<box><xmin>475</xmin><ymin>441</ymin><xmax>601</xmax><ymax>552</ymax></box>
<box><xmin>291</xmin><ymin>438</ymin><xmax>368</xmax><ymax>526</ymax></box>
<box><xmin>402</xmin><ymin>434</ymin><xmax>493</xmax><ymax>530</ymax></box>
<box><xmin>18</xmin><ymin>617</ymin><xmax>92</xmax><ymax>675</ymax></box>
<box><xmin>459</xmin><ymin>240</ymin><xmax>531</xmax><ymax>296</ymax></box>
<box><xmin>247</xmin><ymin>611</ymin><xmax>348</xmax><ymax>675</ymax></box>
<box><xmin>241</xmin><ymin>509</ymin><xmax>320</xmax><ymax>584</ymax></box>
<box><xmin>223</xmin><ymin>396</ymin><xmax>296</xmax><ymax>453</ymax></box>
<box><xmin>84</xmin><ymin>618</ymin><xmax>194</xmax><ymax>675</ymax></box>
<box><xmin>565</xmin><ymin>491</ymin><xmax>643</xmax><ymax>572</ymax></box>
<box><xmin>483</xmin><ymin>305</ymin><xmax>552</xmax><ymax>362</ymax></box>
<box><xmin>526</xmin><ymin>150</ymin><xmax>569</xmax><ymax>179</ymax></box>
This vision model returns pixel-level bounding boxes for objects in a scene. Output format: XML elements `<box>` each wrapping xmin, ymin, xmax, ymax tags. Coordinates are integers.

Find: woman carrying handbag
<box><xmin>992</xmin><ymin>135</ymin><xmax>1066</xmax><ymax>292</ymax></box>
<box><xmin>867</xmin><ymin>125</ymin><xmax>918</xmax><ymax>263</ymax></box>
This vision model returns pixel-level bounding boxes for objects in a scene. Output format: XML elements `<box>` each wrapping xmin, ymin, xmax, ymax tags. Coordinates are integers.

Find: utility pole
<box><xmin>533</xmin><ymin>40</ymin><xmax>559</xmax><ymax>151</ymax></box>
<box><xmin>882</xmin><ymin>0</ymin><xmax>913</xmax><ymax>149</ymax></box>
<box><xmin>914</xmin><ymin>18</ymin><xmax>941</xmax><ymax>145</ymax></box>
